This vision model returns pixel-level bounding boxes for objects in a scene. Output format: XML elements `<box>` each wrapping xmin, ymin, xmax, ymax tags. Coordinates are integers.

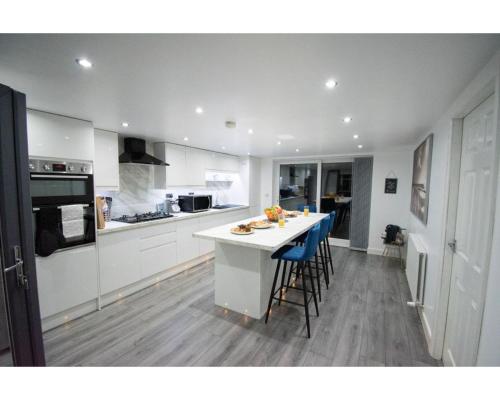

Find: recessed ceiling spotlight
<box><xmin>183</xmin><ymin>137</ymin><xmax>189</xmax><ymax>141</ymax></box>
<box><xmin>247</xmin><ymin>152</ymin><xmax>251</xmax><ymax>155</ymax></box>
<box><xmin>325</xmin><ymin>79</ymin><xmax>338</xmax><ymax>89</ymax></box>
<box><xmin>121</xmin><ymin>122</ymin><xmax>129</xmax><ymax>128</ymax></box>
<box><xmin>343</xmin><ymin>116</ymin><xmax>352</xmax><ymax>123</ymax></box>
<box><xmin>248</xmin><ymin>129</ymin><xmax>254</xmax><ymax>134</ymax></box>
<box><xmin>195</xmin><ymin>107</ymin><xmax>204</xmax><ymax>114</ymax></box>
<box><xmin>353</xmin><ymin>134</ymin><xmax>359</xmax><ymax>139</ymax></box>
<box><xmin>357</xmin><ymin>144</ymin><xmax>363</xmax><ymax>149</ymax></box>
<box><xmin>76</xmin><ymin>58</ymin><xmax>92</xmax><ymax>68</ymax></box>
<box><xmin>277</xmin><ymin>141</ymin><xmax>281</xmax><ymax>145</ymax></box>
<box><xmin>295</xmin><ymin>148</ymin><xmax>300</xmax><ymax>152</ymax></box>
<box><xmin>221</xmin><ymin>146</ymin><xmax>226</xmax><ymax>150</ymax></box>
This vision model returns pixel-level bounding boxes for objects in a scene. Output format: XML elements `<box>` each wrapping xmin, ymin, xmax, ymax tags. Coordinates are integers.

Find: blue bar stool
<box><xmin>324</xmin><ymin>211</ymin><xmax>336</xmax><ymax>275</ymax></box>
<box><xmin>297</xmin><ymin>204</ymin><xmax>317</xmax><ymax>213</ymax></box>
<box><xmin>265</xmin><ymin>224</ymin><xmax>320</xmax><ymax>338</ymax></box>
<box><xmin>287</xmin><ymin>216</ymin><xmax>330</xmax><ymax>301</ymax></box>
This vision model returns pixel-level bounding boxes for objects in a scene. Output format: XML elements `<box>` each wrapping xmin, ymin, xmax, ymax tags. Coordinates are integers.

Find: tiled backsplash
<box><xmin>97</xmin><ymin>163</ymin><xmax>243</xmax><ymax>218</ymax></box>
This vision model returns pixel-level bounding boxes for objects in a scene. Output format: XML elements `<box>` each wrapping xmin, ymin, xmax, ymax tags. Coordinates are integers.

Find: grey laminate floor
<box><xmin>43</xmin><ymin>248</ymin><xmax>441</xmax><ymax>366</ymax></box>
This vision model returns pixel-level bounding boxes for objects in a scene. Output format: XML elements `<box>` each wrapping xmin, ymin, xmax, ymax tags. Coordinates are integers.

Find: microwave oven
<box><xmin>177</xmin><ymin>195</ymin><xmax>212</xmax><ymax>213</ymax></box>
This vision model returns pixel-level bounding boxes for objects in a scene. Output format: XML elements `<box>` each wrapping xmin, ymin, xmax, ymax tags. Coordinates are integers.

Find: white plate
<box><xmin>252</xmin><ymin>224</ymin><xmax>272</xmax><ymax>229</ymax></box>
<box><xmin>230</xmin><ymin>229</ymin><xmax>254</xmax><ymax>235</ymax></box>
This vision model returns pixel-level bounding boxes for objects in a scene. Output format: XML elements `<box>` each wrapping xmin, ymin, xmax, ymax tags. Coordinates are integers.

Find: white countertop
<box><xmin>97</xmin><ymin>205</ymin><xmax>250</xmax><ymax>235</ymax></box>
<box><xmin>193</xmin><ymin>212</ymin><xmax>328</xmax><ymax>252</ymax></box>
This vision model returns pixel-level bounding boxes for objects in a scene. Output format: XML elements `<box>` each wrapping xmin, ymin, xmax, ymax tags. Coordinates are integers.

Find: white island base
<box><xmin>194</xmin><ymin>213</ymin><xmax>327</xmax><ymax>319</ymax></box>
<box><xmin>214</xmin><ymin>242</ymin><xmax>277</xmax><ymax>319</ymax></box>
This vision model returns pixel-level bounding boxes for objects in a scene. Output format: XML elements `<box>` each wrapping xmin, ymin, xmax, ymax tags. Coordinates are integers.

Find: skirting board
<box><xmin>100</xmin><ymin>252</ymin><xmax>215</xmax><ymax>308</ymax></box>
<box><xmin>367</xmin><ymin>247</ymin><xmax>384</xmax><ymax>256</ymax></box>
<box><xmin>419</xmin><ymin>308</ymin><xmax>436</xmax><ymax>357</ymax></box>
<box><xmin>41</xmin><ymin>252</ymin><xmax>215</xmax><ymax>332</ymax></box>
<box><xmin>41</xmin><ymin>299</ymin><xmax>99</xmax><ymax>332</ymax></box>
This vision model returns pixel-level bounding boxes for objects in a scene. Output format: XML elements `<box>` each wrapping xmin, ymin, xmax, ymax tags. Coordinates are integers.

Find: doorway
<box><xmin>320</xmin><ymin>162</ymin><xmax>352</xmax><ymax>242</ymax></box>
<box><xmin>442</xmin><ymin>94</ymin><xmax>498</xmax><ymax>366</ymax></box>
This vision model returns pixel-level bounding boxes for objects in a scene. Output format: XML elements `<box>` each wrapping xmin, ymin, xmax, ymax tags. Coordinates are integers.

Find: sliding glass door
<box><xmin>278</xmin><ymin>163</ymin><xmax>317</xmax><ymax>210</ymax></box>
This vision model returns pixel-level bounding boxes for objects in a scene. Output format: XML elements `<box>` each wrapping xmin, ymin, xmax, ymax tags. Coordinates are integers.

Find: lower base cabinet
<box><xmin>36</xmin><ymin>244</ymin><xmax>98</xmax><ymax>319</ymax></box>
<box><xmin>35</xmin><ymin>208</ymin><xmax>251</xmax><ymax>330</ymax></box>
<box><xmin>99</xmin><ymin>208</ymin><xmax>252</xmax><ymax>301</ymax></box>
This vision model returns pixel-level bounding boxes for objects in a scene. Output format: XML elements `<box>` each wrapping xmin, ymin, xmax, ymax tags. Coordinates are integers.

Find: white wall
<box><xmin>260</xmin><ymin>158</ymin><xmax>274</xmax><ymax>211</ymax></box>
<box><xmin>408</xmin><ymin>51</ymin><xmax>500</xmax><ymax>360</ymax></box>
<box><xmin>368</xmin><ymin>150</ymin><xmax>412</xmax><ymax>254</ymax></box>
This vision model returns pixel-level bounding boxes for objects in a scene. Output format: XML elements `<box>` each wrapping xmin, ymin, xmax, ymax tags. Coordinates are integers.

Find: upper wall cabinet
<box><xmin>27</xmin><ymin>110</ymin><xmax>94</xmax><ymax>161</ymax></box>
<box><xmin>214</xmin><ymin>153</ymin><xmax>240</xmax><ymax>172</ymax></box>
<box><xmin>154</xmin><ymin>142</ymin><xmax>240</xmax><ymax>188</ymax></box>
<box><xmin>154</xmin><ymin>142</ymin><xmax>186</xmax><ymax>188</ymax></box>
<box><xmin>94</xmin><ymin>129</ymin><xmax>120</xmax><ymax>190</ymax></box>
<box><xmin>186</xmin><ymin>147</ymin><xmax>211</xmax><ymax>186</ymax></box>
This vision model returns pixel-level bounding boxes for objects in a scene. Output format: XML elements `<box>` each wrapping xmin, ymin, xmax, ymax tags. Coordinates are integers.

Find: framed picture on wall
<box><xmin>411</xmin><ymin>134</ymin><xmax>433</xmax><ymax>225</ymax></box>
<box><xmin>385</xmin><ymin>178</ymin><xmax>398</xmax><ymax>194</ymax></box>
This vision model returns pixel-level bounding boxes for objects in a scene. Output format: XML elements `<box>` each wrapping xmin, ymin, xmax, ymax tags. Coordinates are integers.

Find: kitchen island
<box><xmin>193</xmin><ymin>212</ymin><xmax>327</xmax><ymax>319</ymax></box>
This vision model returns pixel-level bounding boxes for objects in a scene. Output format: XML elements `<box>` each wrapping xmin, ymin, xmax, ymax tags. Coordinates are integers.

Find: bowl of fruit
<box><xmin>264</xmin><ymin>205</ymin><xmax>283</xmax><ymax>222</ymax></box>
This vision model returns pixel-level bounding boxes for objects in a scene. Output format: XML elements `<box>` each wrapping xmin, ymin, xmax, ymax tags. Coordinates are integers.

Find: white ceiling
<box><xmin>1</xmin><ymin>34</ymin><xmax>499</xmax><ymax>157</ymax></box>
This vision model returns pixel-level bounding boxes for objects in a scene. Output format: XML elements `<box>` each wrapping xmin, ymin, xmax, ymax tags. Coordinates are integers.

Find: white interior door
<box><xmin>443</xmin><ymin>94</ymin><xmax>497</xmax><ymax>366</ymax></box>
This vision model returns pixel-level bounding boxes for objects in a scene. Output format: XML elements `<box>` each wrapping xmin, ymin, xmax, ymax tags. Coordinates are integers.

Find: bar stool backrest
<box><xmin>328</xmin><ymin>211</ymin><xmax>336</xmax><ymax>232</ymax></box>
<box><xmin>303</xmin><ymin>224</ymin><xmax>321</xmax><ymax>259</ymax></box>
<box><xmin>320</xmin><ymin>216</ymin><xmax>330</xmax><ymax>241</ymax></box>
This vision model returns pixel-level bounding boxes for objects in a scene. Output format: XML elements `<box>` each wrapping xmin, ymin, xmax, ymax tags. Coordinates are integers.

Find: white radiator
<box><xmin>406</xmin><ymin>233</ymin><xmax>428</xmax><ymax>307</ymax></box>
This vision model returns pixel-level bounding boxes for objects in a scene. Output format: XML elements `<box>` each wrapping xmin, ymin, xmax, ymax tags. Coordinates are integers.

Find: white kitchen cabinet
<box><xmin>99</xmin><ymin>222</ymin><xmax>178</xmax><ymax>294</ymax></box>
<box><xmin>98</xmin><ymin>229</ymin><xmax>141</xmax><ymax>295</ymax></box>
<box><xmin>154</xmin><ymin>142</ymin><xmax>241</xmax><ymax>188</ymax></box>
<box><xmin>27</xmin><ymin>110</ymin><xmax>94</xmax><ymax>161</ymax></box>
<box><xmin>36</xmin><ymin>245</ymin><xmax>98</xmax><ymax>318</ymax></box>
<box><xmin>215</xmin><ymin>153</ymin><xmax>240</xmax><ymax>172</ymax></box>
<box><xmin>154</xmin><ymin>142</ymin><xmax>187</xmax><ymax>187</ymax></box>
<box><xmin>166</xmin><ymin>143</ymin><xmax>187</xmax><ymax>186</ymax></box>
<box><xmin>94</xmin><ymin>129</ymin><xmax>120</xmax><ymax>190</ymax></box>
<box><xmin>186</xmin><ymin>147</ymin><xmax>209</xmax><ymax>186</ymax></box>
<box><xmin>176</xmin><ymin>218</ymin><xmax>200</xmax><ymax>263</ymax></box>
<box><xmin>140</xmin><ymin>231</ymin><xmax>177</xmax><ymax>278</ymax></box>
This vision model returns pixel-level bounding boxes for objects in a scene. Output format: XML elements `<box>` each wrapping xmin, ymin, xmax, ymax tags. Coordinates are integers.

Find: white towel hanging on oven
<box><xmin>60</xmin><ymin>204</ymin><xmax>84</xmax><ymax>239</ymax></box>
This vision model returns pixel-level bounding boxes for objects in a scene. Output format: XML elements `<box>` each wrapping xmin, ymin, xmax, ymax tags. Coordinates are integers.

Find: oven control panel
<box><xmin>29</xmin><ymin>158</ymin><xmax>93</xmax><ymax>175</ymax></box>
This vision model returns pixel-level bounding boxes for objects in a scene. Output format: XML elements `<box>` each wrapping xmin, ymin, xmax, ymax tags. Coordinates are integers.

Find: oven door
<box><xmin>30</xmin><ymin>173</ymin><xmax>95</xmax><ymax>256</ymax></box>
<box><xmin>30</xmin><ymin>173</ymin><xmax>94</xmax><ymax>207</ymax></box>
<box><xmin>31</xmin><ymin>203</ymin><xmax>95</xmax><ymax>256</ymax></box>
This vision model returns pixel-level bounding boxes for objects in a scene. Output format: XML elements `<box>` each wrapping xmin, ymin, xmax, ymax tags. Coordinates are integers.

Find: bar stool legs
<box><xmin>306</xmin><ymin>261</ymin><xmax>319</xmax><ymax>318</ymax></box>
<box><xmin>266</xmin><ymin>259</ymin><xmax>319</xmax><ymax>338</ymax></box>
<box><xmin>325</xmin><ymin>237</ymin><xmax>334</xmax><ymax>275</ymax></box>
<box><xmin>278</xmin><ymin>261</ymin><xmax>288</xmax><ymax>305</ymax></box>
<box><xmin>318</xmin><ymin>243</ymin><xmax>330</xmax><ymax>287</ymax></box>
<box><xmin>314</xmin><ymin>253</ymin><xmax>322</xmax><ymax>302</ymax></box>
<box><xmin>265</xmin><ymin>259</ymin><xmax>281</xmax><ymax>324</ymax></box>
<box><xmin>300</xmin><ymin>261</ymin><xmax>311</xmax><ymax>338</ymax></box>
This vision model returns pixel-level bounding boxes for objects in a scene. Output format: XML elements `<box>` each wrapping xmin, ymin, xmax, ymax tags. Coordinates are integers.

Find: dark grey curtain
<box><xmin>350</xmin><ymin>157</ymin><xmax>373</xmax><ymax>250</ymax></box>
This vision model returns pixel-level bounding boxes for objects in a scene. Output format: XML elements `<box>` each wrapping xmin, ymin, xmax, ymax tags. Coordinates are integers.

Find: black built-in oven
<box><xmin>29</xmin><ymin>158</ymin><xmax>95</xmax><ymax>256</ymax></box>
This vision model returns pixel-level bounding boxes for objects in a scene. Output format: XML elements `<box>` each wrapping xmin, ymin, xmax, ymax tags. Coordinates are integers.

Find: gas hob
<box><xmin>112</xmin><ymin>212</ymin><xmax>173</xmax><ymax>224</ymax></box>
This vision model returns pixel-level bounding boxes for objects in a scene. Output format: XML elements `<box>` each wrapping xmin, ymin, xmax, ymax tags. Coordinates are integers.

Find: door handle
<box><xmin>4</xmin><ymin>246</ymin><xmax>29</xmax><ymax>289</ymax></box>
<box><xmin>448</xmin><ymin>239</ymin><xmax>457</xmax><ymax>253</ymax></box>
